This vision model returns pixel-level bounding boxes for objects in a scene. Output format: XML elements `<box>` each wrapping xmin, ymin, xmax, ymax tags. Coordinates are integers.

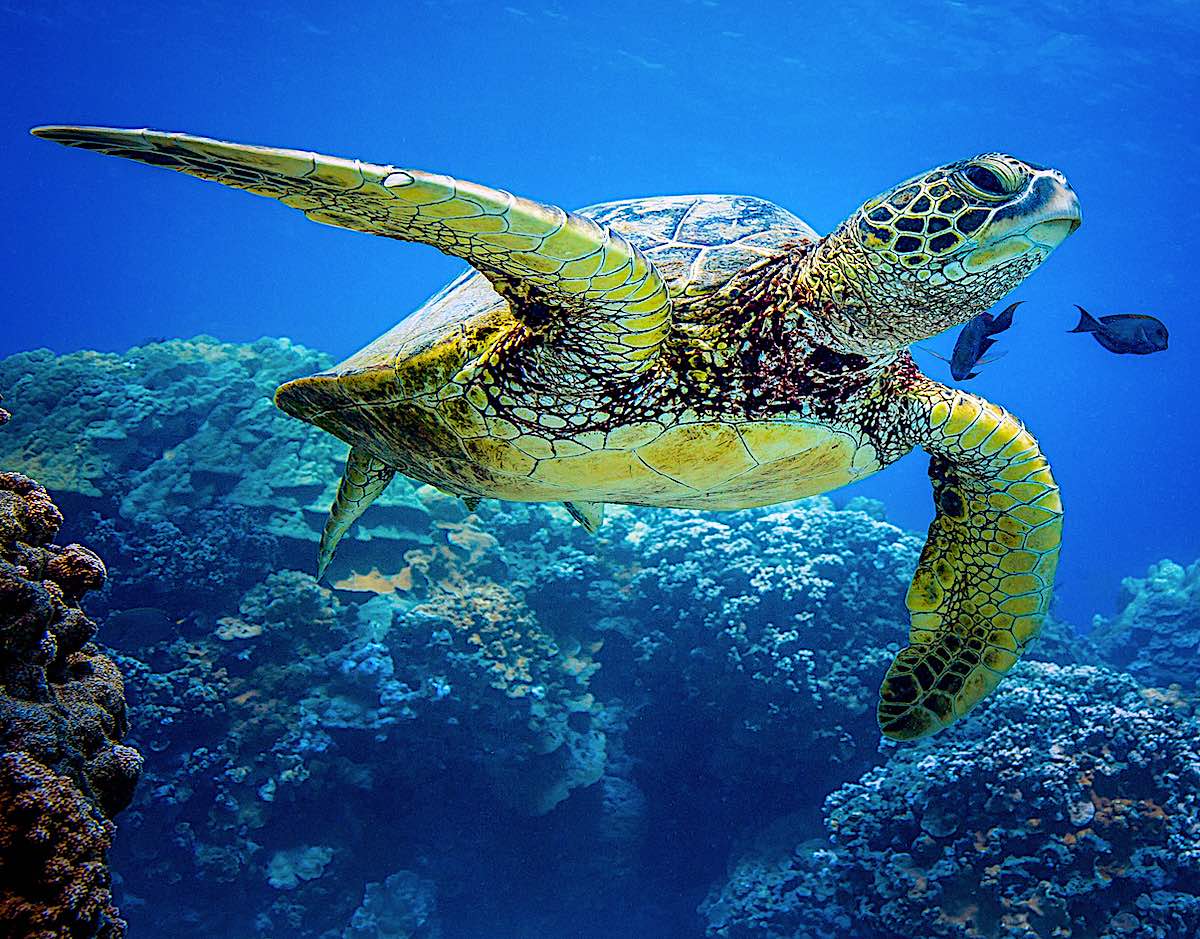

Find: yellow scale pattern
<box><xmin>316</xmin><ymin>447</ymin><xmax>395</xmax><ymax>580</ymax></box>
<box><xmin>30</xmin><ymin>126</ymin><xmax>672</xmax><ymax>378</ymax></box>
<box><xmin>878</xmin><ymin>384</ymin><xmax>1063</xmax><ymax>739</ymax></box>
<box><xmin>33</xmin><ymin>126</ymin><xmax>1076</xmax><ymax>742</ymax></box>
<box><xmin>434</xmin><ymin>415</ymin><xmax>879</xmax><ymax>509</ymax></box>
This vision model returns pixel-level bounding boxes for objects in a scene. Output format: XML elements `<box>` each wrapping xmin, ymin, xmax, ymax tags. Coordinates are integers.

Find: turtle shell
<box><xmin>334</xmin><ymin>194</ymin><xmax>819</xmax><ymax>373</ymax></box>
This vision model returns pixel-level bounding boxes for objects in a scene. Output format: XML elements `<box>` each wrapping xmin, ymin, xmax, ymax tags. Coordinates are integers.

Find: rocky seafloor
<box><xmin>1</xmin><ymin>336</ymin><xmax>1197</xmax><ymax>939</ymax></box>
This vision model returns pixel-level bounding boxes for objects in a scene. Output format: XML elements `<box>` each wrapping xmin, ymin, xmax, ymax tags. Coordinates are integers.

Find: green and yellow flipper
<box><xmin>31</xmin><ymin>125</ymin><xmax>671</xmax><ymax>378</ymax></box>
<box><xmin>317</xmin><ymin>446</ymin><xmax>395</xmax><ymax>581</ymax></box>
<box><xmin>879</xmin><ymin>380</ymin><xmax>1063</xmax><ymax>739</ymax></box>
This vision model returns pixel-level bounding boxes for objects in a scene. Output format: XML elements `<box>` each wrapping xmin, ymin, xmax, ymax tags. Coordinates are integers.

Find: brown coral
<box><xmin>0</xmin><ymin>752</ymin><xmax>123</xmax><ymax>939</ymax></box>
<box><xmin>45</xmin><ymin>544</ymin><xmax>107</xmax><ymax>603</ymax></box>
<box><xmin>0</xmin><ymin>471</ymin><xmax>141</xmax><ymax>937</ymax></box>
<box><xmin>0</xmin><ymin>472</ymin><xmax>65</xmax><ymax>551</ymax></box>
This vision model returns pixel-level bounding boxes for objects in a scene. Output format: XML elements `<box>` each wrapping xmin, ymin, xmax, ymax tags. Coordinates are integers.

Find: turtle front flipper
<box><xmin>317</xmin><ymin>447</ymin><xmax>395</xmax><ymax>581</ymax></box>
<box><xmin>879</xmin><ymin>380</ymin><xmax>1062</xmax><ymax>740</ymax></box>
<box><xmin>32</xmin><ymin>125</ymin><xmax>672</xmax><ymax>380</ymax></box>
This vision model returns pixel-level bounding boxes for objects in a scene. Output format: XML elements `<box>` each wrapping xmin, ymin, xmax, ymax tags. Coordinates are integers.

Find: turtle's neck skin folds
<box><xmin>703</xmin><ymin>246</ymin><xmax>901</xmax><ymax>423</ymax></box>
<box><xmin>791</xmin><ymin>223</ymin><xmax>976</xmax><ymax>357</ymax></box>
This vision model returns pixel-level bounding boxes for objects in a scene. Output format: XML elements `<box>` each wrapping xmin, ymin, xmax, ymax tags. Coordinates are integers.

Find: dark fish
<box><xmin>1069</xmin><ymin>306</ymin><xmax>1168</xmax><ymax>355</ymax></box>
<box><xmin>105</xmin><ymin>607</ymin><xmax>177</xmax><ymax>646</ymax></box>
<box><xmin>924</xmin><ymin>301</ymin><xmax>1021</xmax><ymax>381</ymax></box>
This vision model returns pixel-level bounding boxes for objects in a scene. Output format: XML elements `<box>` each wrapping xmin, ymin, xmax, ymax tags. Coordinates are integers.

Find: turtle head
<box><xmin>806</xmin><ymin>154</ymin><xmax>1081</xmax><ymax>355</ymax></box>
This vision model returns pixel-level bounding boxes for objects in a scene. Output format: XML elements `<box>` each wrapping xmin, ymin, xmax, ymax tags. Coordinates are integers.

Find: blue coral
<box><xmin>706</xmin><ymin>662</ymin><xmax>1200</xmax><ymax>939</ymax></box>
<box><xmin>1092</xmin><ymin>559</ymin><xmax>1200</xmax><ymax>695</ymax></box>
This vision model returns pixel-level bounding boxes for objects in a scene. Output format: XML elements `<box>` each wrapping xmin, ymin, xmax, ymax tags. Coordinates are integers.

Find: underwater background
<box><xmin>1</xmin><ymin>2</ymin><xmax>1198</xmax><ymax>938</ymax></box>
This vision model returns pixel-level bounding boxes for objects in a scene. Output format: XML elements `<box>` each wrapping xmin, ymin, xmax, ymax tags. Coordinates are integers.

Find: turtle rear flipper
<box><xmin>563</xmin><ymin>500</ymin><xmax>605</xmax><ymax>533</ymax></box>
<box><xmin>32</xmin><ymin>125</ymin><xmax>672</xmax><ymax>380</ymax></box>
<box><xmin>878</xmin><ymin>381</ymin><xmax>1062</xmax><ymax>740</ymax></box>
<box><xmin>317</xmin><ymin>447</ymin><xmax>395</xmax><ymax>581</ymax></box>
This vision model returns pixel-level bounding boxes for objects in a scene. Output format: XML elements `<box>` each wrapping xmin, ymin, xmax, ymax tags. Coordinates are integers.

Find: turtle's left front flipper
<box><xmin>879</xmin><ymin>379</ymin><xmax>1062</xmax><ymax>740</ymax></box>
<box><xmin>32</xmin><ymin>125</ymin><xmax>671</xmax><ymax>381</ymax></box>
<box><xmin>317</xmin><ymin>447</ymin><xmax>395</xmax><ymax>581</ymax></box>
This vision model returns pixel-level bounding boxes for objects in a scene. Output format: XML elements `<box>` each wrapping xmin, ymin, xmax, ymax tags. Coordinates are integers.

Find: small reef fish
<box><xmin>923</xmin><ymin>301</ymin><xmax>1021</xmax><ymax>381</ymax></box>
<box><xmin>1069</xmin><ymin>306</ymin><xmax>1168</xmax><ymax>355</ymax></box>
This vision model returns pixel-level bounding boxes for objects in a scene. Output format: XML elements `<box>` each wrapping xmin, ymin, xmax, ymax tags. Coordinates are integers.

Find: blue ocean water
<box><xmin>2</xmin><ymin>3</ymin><xmax>1199</xmax><ymax>938</ymax></box>
<box><xmin>6</xmin><ymin>0</ymin><xmax>1198</xmax><ymax>626</ymax></box>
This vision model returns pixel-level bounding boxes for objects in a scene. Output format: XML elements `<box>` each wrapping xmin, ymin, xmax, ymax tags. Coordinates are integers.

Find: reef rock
<box><xmin>343</xmin><ymin>869</ymin><xmax>440</xmax><ymax>939</ymax></box>
<box><xmin>1092</xmin><ymin>558</ymin><xmax>1200</xmax><ymax>696</ymax></box>
<box><xmin>604</xmin><ymin>498</ymin><xmax>924</xmax><ymax>799</ymax></box>
<box><xmin>0</xmin><ymin>338</ymin><xmax>433</xmax><ymax>614</ymax></box>
<box><xmin>104</xmin><ymin>513</ymin><xmax>611</xmax><ymax>937</ymax></box>
<box><xmin>704</xmin><ymin>661</ymin><xmax>1200</xmax><ymax>939</ymax></box>
<box><xmin>2</xmin><ymin>337</ymin><xmax>1128</xmax><ymax>939</ymax></box>
<box><xmin>0</xmin><ymin>471</ymin><xmax>142</xmax><ymax>938</ymax></box>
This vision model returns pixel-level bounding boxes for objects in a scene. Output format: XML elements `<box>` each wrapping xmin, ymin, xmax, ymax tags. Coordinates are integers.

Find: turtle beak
<box><xmin>1026</xmin><ymin>173</ymin><xmax>1082</xmax><ymax>247</ymax></box>
<box><xmin>964</xmin><ymin>170</ymin><xmax>1080</xmax><ymax>272</ymax></box>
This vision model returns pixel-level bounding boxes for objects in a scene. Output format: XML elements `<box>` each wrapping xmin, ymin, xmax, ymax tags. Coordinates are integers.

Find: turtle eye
<box><xmin>957</xmin><ymin>161</ymin><xmax>1022</xmax><ymax>201</ymax></box>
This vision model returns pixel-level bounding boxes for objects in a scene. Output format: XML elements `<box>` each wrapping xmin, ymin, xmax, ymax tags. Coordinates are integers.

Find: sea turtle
<box><xmin>33</xmin><ymin>126</ymin><xmax>1080</xmax><ymax>739</ymax></box>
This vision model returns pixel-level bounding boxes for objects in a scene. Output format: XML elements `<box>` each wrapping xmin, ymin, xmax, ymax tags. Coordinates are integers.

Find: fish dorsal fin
<box><xmin>563</xmin><ymin>501</ymin><xmax>605</xmax><ymax>534</ymax></box>
<box><xmin>989</xmin><ymin>300</ymin><xmax>1022</xmax><ymax>333</ymax></box>
<box><xmin>1069</xmin><ymin>305</ymin><xmax>1103</xmax><ymax>333</ymax></box>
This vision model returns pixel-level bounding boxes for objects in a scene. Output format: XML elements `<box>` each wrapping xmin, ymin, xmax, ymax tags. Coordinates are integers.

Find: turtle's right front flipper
<box><xmin>317</xmin><ymin>447</ymin><xmax>395</xmax><ymax>581</ymax></box>
<box><xmin>32</xmin><ymin>125</ymin><xmax>671</xmax><ymax>380</ymax></box>
<box><xmin>878</xmin><ymin>379</ymin><xmax>1063</xmax><ymax>740</ymax></box>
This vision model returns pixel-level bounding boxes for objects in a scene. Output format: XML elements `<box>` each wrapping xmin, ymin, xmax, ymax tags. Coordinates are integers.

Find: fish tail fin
<box><xmin>1069</xmin><ymin>305</ymin><xmax>1103</xmax><ymax>333</ymax></box>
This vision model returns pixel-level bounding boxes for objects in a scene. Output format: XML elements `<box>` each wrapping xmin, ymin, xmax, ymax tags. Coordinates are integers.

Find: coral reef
<box><xmin>704</xmin><ymin>661</ymin><xmax>1200</xmax><ymax>939</ymax></box>
<box><xmin>0</xmin><ymin>338</ymin><xmax>433</xmax><ymax>615</ymax></box>
<box><xmin>1092</xmin><ymin>559</ymin><xmax>1200</xmax><ymax>696</ymax></box>
<box><xmin>343</xmin><ymin>870</ymin><xmax>440</xmax><ymax>939</ymax></box>
<box><xmin>7</xmin><ymin>336</ymin><xmax>1199</xmax><ymax>939</ymax></box>
<box><xmin>0</xmin><ymin>472</ymin><xmax>142</xmax><ymax>938</ymax></box>
<box><xmin>103</xmin><ymin>513</ymin><xmax>613</xmax><ymax>937</ymax></box>
<box><xmin>700</xmin><ymin>816</ymin><xmax>862</xmax><ymax>939</ymax></box>
<box><xmin>0</xmin><ymin>753</ymin><xmax>123</xmax><ymax>939</ymax></box>
<box><xmin>599</xmin><ymin>498</ymin><xmax>922</xmax><ymax>807</ymax></box>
